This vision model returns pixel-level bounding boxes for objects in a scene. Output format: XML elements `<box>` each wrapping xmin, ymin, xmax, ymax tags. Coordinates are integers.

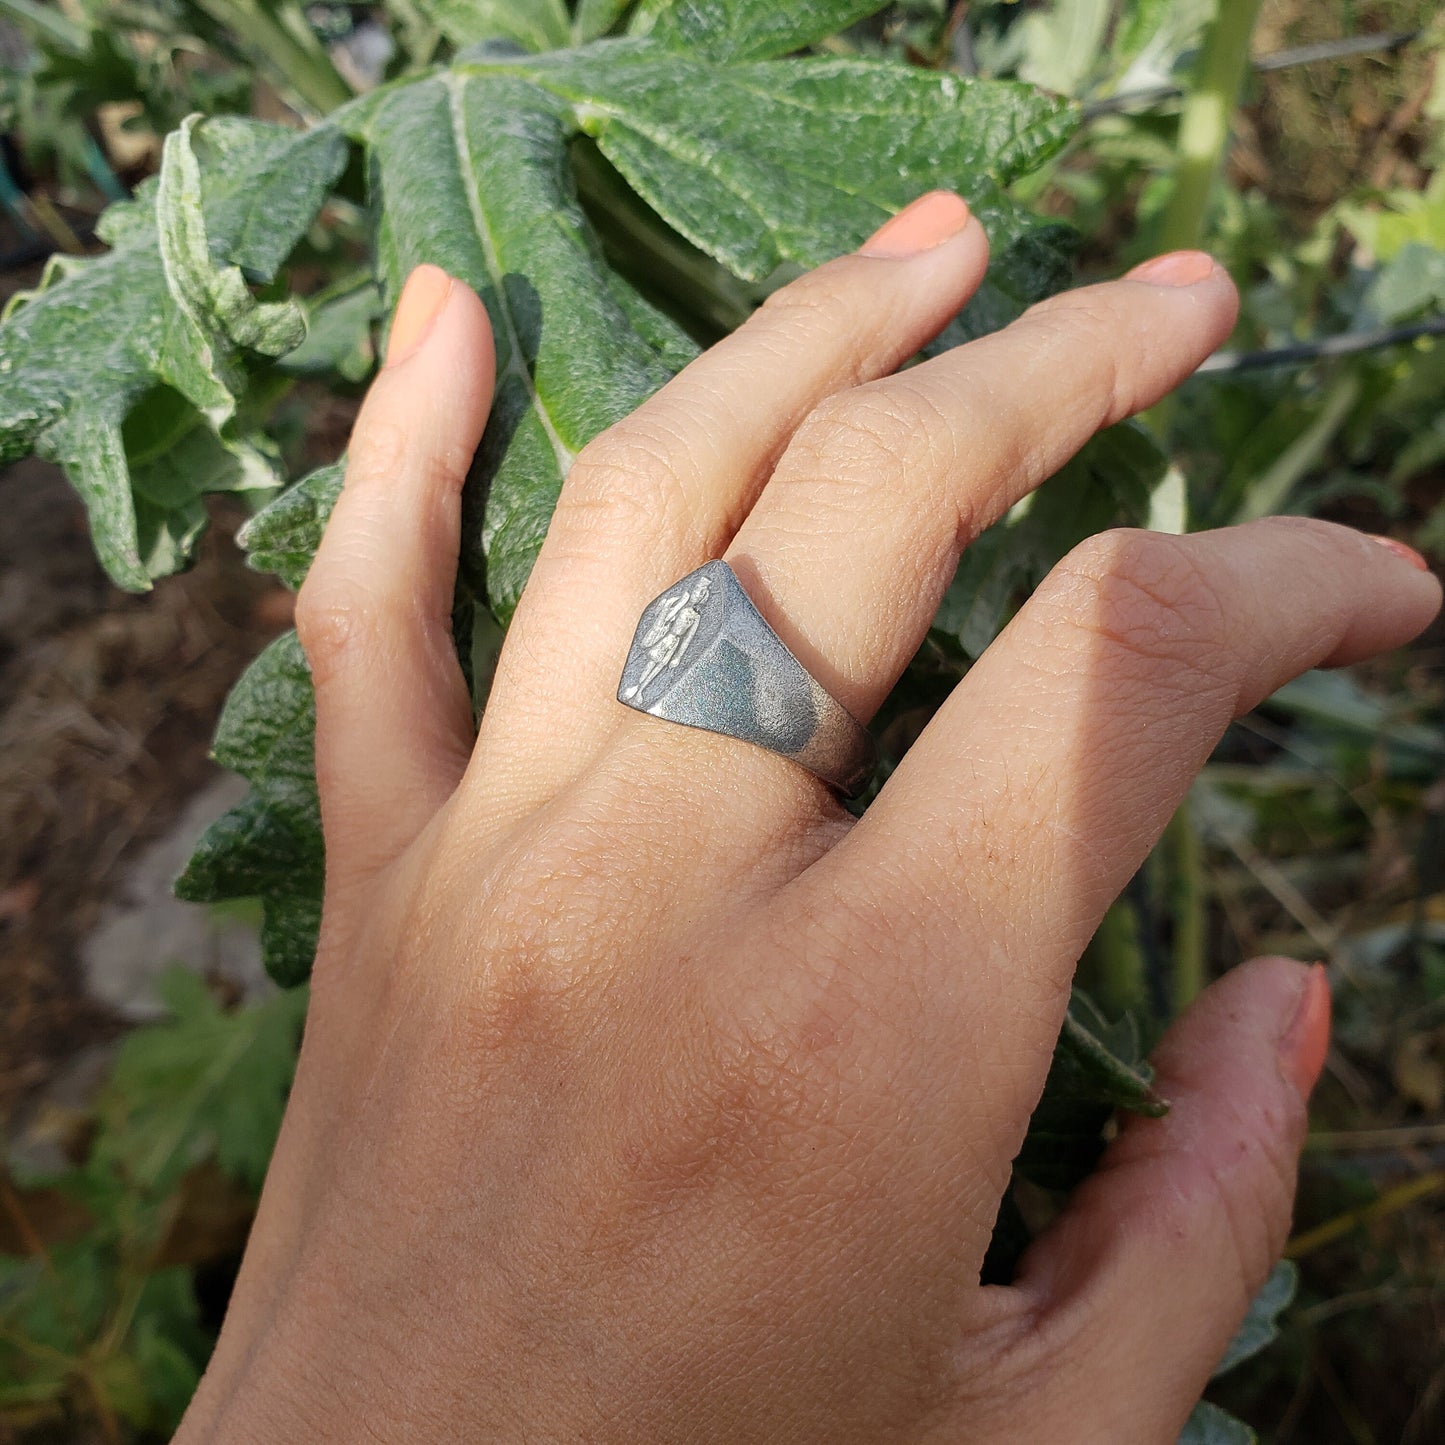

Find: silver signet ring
<box><xmin>616</xmin><ymin>560</ymin><xmax>877</xmax><ymax>797</ymax></box>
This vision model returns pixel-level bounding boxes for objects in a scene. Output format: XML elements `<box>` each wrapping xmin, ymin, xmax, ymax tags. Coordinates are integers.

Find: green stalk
<box><xmin>1235</xmin><ymin>374</ymin><xmax>1360</xmax><ymax>522</ymax></box>
<box><xmin>1088</xmin><ymin>898</ymin><xmax>1149</xmax><ymax>1018</ymax></box>
<box><xmin>1143</xmin><ymin>0</ymin><xmax>1261</xmax><ymax>1017</ymax></box>
<box><xmin>192</xmin><ymin>0</ymin><xmax>353</xmax><ymax>116</ymax></box>
<box><xmin>1158</xmin><ymin>0</ymin><xmax>1263</xmax><ymax>253</ymax></box>
<box><xmin>1166</xmin><ymin>805</ymin><xmax>1206</xmax><ymax>1011</ymax></box>
<box><xmin>0</xmin><ymin>0</ymin><xmax>87</xmax><ymax>52</ymax></box>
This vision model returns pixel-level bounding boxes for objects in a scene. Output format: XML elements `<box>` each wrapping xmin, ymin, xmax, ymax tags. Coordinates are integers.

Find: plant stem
<box><xmin>192</xmin><ymin>0</ymin><xmax>353</xmax><ymax>116</ymax></box>
<box><xmin>1287</xmin><ymin>1169</ymin><xmax>1445</xmax><ymax>1259</ymax></box>
<box><xmin>1166</xmin><ymin>804</ymin><xmax>1206</xmax><ymax>1011</ymax></box>
<box><xmin>1140</xmin><ymin>3</ymin><xmax>1262</xmax><ymax>1009</ymax></box>
<box><xmin>1235</xmin><ymin>373</ymin><xmax>1360</xmax><ymax>522</ymax></box>
<box><xmin>1158</xmin><ymin>0</ymin><xmax>1263</xmax><ymax>254</ymax></box>
<box><xmin>1088</xmin><ymin>898</ymin><xmax>1149</xmax><ymax>1017</ymax></box>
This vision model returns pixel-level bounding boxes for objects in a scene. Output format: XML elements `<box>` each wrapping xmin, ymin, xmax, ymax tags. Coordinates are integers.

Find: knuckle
<box><xmin>1250</xmin><ymin>511</ymin><xmax>1349</xmax><ymax>559</ymax></box>
<box><xmin>349</xmin><ymin>418</ymin><xmax>471</xmax><ymax>500</ymax></box>
<box><xmin>1046</xmin><ymin>529</ymin><xmax>1240</xmax><ymax>703</ymax></box>
<box><xmin>750</xmin><ymin>259</ymin><xmax>903</xmax><ymax>392</ymax></box>
<box><xmin>347</xmin><ymin>417</ymin><xmax>409</xmax><ymax>483</ymax></box>
<box><xmin>784</xmin><ymin>387</ymin><xmax>932</xmax><ymax>491</ymax></box>
<box><xmin>559</xmin><ymin>423</ymin><xmax>698</xmax><ymax>546</ymax></box>
<box><xmin>1204</xmin><ymin>1147</ymin><xmax>1294</xmax><ymax>1305</ymax></box>
<box><xmin>1011</xmin><ymin>289</ymin><xmax>1134</xmax><ymax>422</ymax></box>
<box><xmin>294</xmin><ymin>569</ymin><xmax>383</xmax><ymax>684</ymax></box>
<box><xmin>611</xmin><ymin>991</ymin><xmax>841</xmax><ymax>1231</ymax></box>
<box><xmin>757</xmin><ymin>262</ymin><xmax>858</xmax><ymax>333</ymax></box>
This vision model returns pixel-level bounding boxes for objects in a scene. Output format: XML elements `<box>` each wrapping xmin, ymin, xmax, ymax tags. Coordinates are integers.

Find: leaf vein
<box><xmin>443</xmin><ymin>71</ymin><xmax>576</xmax><ymax>476</ymax></box>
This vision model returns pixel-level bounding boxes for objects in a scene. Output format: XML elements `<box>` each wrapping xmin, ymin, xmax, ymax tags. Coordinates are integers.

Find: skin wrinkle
<box><xmin>1056</xmin><ymin>533</ymin><xmax>1240</xmax><ymax>680</ymax></box>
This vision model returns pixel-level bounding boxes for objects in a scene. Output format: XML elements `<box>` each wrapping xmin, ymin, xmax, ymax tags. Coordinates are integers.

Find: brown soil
<box><xmin>0</xmin><ymin>457</ymin><xmax>293</xmax><ymax>1124</ymax></box>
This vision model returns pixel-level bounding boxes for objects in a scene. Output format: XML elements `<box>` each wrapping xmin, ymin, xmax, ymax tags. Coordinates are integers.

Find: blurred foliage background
<box><xmin>0</xmin><ymin>0</ymin><xmax>1441</xmax><ymax>1440</ymax></box>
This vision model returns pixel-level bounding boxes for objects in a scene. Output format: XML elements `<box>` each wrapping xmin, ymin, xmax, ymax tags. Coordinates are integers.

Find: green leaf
<box><xmin>0</xmin><ymin>115</ymin><xmax>345</xmax><ymax>589</ymax></box>
<box><xmin>423</xmin><ymin>39</ymin><xmax>1070</xmax><ymax>619</ymax></box>
<box><xmin>283</xmin><ymin>281</ymin><xmax>383</xmax><ymax>382</ymax></box>
<box><xmin>1363</xmin><ymin>241</ymin><xmax>1445</xmax><ymax>324</ymax></box>
<box><xmin>1178</xmin><ymin>1401</ymin><xmax>1256</xmax><ymax>1445</ymax></box>
<box><xmin>1015</xmin><ymin>988</ymin><xmax>1164</xmax><ymax>1194</ymax></box>
<box><xmin>502</xmin><ymin>42</ymin><xmax>1075</xmax><ymax>284</ymax></box>
<box><xmin>1058</xmin><ymin>989</ymin><xmax>1163</xmax><ymax>1112</ymax></box>
<box><xmin>349</xmin><ymin>67</ymin><xmax>687</xmax><ymax>619</ymax></box>
<box><xmin>1213</xmin><ymin>1261</ymin><xmax>1298</xmax><ymax>1378</ymax></box>
<box><xmin>1267</xmin><ymin>670</ymin><xmax>1445</xmax><ymax>762</ymax></box>
<box><xmin>0</xmin><ymin>1244</ymin><xmax>109</xmax><ymax>1353</ymax></box>
<box><xmin>1016</xmin><ymin>0</ymin><xmax>1112</xmax><ymax>98</ymax></box>
<box><xmin>95</xmin><ymin>968</ymin><xmax>306</xmax><ymax>1193</ymax></box>
<box><xmin>1341</xmin><ymin>172</ymin><xmax>1445</xmax><ymax>263</ymax></box>
<box><xmin>238</xmin><ymin>458</ymin><xmax>346</xmax><ymax>588</ymax></box>
<box><xmin>412</xmin><ymin>0</ymin><xmax>571</xmax><ymax>50</ymax></box>
<box><xmin>574</xmin><ymin>0</ymin><xmax>636</xmax><ymax>43</ymax></box>
<box><xmin>175</xmin><ymin>632</ymin><xmax>325</xmax><ymax>985</ymax></box>
<box><xmin>633</xmin><ymin>0</ymin><xmax>888</xmax><ymax>62</ymax></box>
<box><xmin>1111</xmin><ymin>0</ymin><xmax>1214</xmax><ymax>94</ymax></box>
<box><xmin>158</xmin><ymin>114</ymin><xmax>306</xmax><ymax>360</ymax></box>
<box><xmin>131</xmin><ymin>1273</ymin><xmax>208</xmax><ymax>1434</ymax></box>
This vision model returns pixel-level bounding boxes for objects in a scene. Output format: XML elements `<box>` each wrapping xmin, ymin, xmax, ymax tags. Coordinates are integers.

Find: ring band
<box><xmin>616</xmin><ymin>560</ymin><xmax>877</xmax><ymax>797</ymax></box>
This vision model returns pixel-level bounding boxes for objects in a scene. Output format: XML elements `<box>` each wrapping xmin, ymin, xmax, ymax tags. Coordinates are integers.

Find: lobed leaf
<box><xmin>499</xmin><ymin>41</ymin><xmax>1076</xmax><ymax>285</ymax></box>
<box><xmin>174</xmin><ymin>632</ymin><xmax>324</xmax><ymax>986</ymax></box>
<box><xmin>0</xmin><ymin>115</ymin><xmax>345</xmax><ymax>589</ymax></box>
<box><xmin>346</xmin><ymin>66</ymin><xmax>691</xmax><ymax>619</ymax></box>
<box><xmin>95</xmin><ymin>968</ymin><xmax>307</xmax><ymax>1193</ymax></box>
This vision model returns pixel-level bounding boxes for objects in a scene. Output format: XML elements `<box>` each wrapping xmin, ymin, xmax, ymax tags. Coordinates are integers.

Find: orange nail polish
<box><xmin>1279</xmin><ymin>964</ymin><xmax>1331</xmax><ymax>1100</ymax></box>
<box><xmin>385</xmin><ymin>264</ymin><xmax>453</xmax><ymax>368</ymax></box>
<box><xmin>1124</xmin><ymin>250</ymin><xmax>1217</xmax><ymax>287</ymax></box>
<box><xmin>860</xmin><ymin>191</ymin><xmax>972</xmax><ymax>259</ymax></box>
<box><xmin>1366</xmin><ymin>535</ymin><xmax>1431</xmax><ymax>572</ymax></box>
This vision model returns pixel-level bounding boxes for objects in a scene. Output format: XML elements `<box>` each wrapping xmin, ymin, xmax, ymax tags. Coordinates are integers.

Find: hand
<box><xmin>175</xmin><ymin>193</ymin><xmax>1440</xmax><ymax>1443</ymax></box>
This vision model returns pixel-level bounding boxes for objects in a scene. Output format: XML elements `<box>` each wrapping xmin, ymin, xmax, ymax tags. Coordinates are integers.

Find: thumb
<box><xmin>1006</xmin><ymin>957</ymin><xmax>1328</xmax><ymax>1443</ymax></box>
<box><xmin>296</xmin><ymin>266</ymin><xmax>496</xmax><ymax>889</ymax></box>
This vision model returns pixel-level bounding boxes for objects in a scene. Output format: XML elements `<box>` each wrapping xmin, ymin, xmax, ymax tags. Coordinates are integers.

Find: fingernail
<box><xmin>1279</xmin><ymin>963</ymin><xmax>1331</xmax><ymax>1100</ymax></box>
<box><xmin>1124</xmin><ymin>250</ymin><xmax>1217</xmax><ymax>287</ymax></box>
<box><xmin>1366</xmin><ymin>534</ymin><xmax>1431</xmax><ymax>572</ymax></box>
<box><xmin>860</xmin><ymin>191</ymin><xmax>971</xmax><ymax>259</ymax></box>
<box><xmin>385</xmin><ymin>264</ymin><xmax>453</xmax><ymax>368</ymax></box>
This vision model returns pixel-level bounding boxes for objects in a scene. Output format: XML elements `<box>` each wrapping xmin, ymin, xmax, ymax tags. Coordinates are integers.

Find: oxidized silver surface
<box><xmin>617</xmin><ymin>560</ymin><xmax>877</xmax><ymax>797</ymax></box>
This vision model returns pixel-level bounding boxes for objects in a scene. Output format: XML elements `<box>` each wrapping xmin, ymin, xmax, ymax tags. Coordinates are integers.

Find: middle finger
<box><xmin>722</xmin><ymin>250</ymin><xmax>1240</xmax><ymax>723</ymax></box>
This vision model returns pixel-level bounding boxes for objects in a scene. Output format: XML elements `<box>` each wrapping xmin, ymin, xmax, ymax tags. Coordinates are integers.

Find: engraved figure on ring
<box><xmin>622</xmin><ymin>576</ymin><xmax>712</xmax><ymax>702</ymax></box>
